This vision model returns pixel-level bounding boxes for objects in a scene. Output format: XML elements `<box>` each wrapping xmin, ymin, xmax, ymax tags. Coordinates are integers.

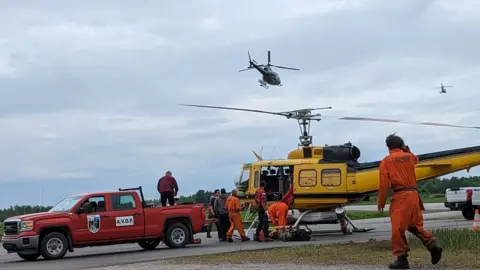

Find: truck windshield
<box><xmin>48</xmin><ymin>196</ymin><xmax>83</xmax><ymax>212</ymax></box>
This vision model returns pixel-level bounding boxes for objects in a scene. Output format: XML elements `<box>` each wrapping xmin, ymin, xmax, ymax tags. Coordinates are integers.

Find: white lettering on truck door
<box><xmin>115</xmin><ymin>216</ymin><xmax>134</xmax><ymax>226</ymax></box>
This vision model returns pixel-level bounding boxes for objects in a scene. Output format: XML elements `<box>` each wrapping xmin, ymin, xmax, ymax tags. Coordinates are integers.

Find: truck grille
<box><xmin>3</xmin><ymin>221</ymin><xmax>19</xmax><ymax>235</ymax></box>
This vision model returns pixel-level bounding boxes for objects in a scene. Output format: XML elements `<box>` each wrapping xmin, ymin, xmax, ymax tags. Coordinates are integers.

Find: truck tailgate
<box><xmin>445</xmin><ymin>188</ymin><xmax>468</xmax><ymax>202</ymax></box>
<box><xmin>472</xmin><ymin>188</ymin><xmax>480</xmax><ymax>206</ymax></box>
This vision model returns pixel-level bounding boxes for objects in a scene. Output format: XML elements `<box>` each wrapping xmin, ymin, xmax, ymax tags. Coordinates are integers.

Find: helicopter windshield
<box><xmin>237</xmin><ymin>166</ymin><xmax>250</xmax><ymax>191</ymax></box>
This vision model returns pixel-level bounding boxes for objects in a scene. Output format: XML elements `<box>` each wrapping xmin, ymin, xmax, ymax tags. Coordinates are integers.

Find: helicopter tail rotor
<box><xmin>239</xmin><ymin>51</ymin><xmax>256</xmax><ymax>72</ymax></box>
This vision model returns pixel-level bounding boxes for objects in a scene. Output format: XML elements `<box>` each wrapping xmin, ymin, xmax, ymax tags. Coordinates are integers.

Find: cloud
<box><xmin>0</xmin><ymin>0</ymin><xmax>480</xmax><ymax>207</ymax></box>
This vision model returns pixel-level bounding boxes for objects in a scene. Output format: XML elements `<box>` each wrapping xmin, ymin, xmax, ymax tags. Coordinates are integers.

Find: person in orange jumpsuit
<box><xmin>268</xmin><ymin>201</ymin><xmax>289</xmax><ymax>227</ymax></box>
<box><xmin>225</xmin><ymin>189</ymin><xmax>250</xmax><ymax>242</ymax></box>
<box><xmin>378</xmin><ymin>133</ymin><xmax>443</xmax><ymax>269</ymax></box>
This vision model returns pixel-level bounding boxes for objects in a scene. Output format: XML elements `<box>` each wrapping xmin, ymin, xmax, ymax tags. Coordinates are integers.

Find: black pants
<box><xmin>218</xmin><ymin>214</ymin><xmax>230</xmax><ymax>240</ymax></box>
<box><xmin>206</xmin><ymin>214</ymin><xmax>220</xmax><ymax>238</ymax></box>
<box><xmin>256</xmin><ymin>207</ymin><xmax>269</xmax><ymax>238</ymax></box>
<box><xmin>160</xmin><ymin>191</ymin><xmax>174</xmax><ymax>206</ymax></box>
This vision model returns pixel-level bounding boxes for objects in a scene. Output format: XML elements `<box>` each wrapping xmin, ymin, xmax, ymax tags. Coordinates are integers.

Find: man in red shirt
<box><xmin>157</xmin><ymin>171</ymin><xmax>179</xmax><ymax>206</ymax></box>
<box><xmin>378</xmin><ymin>134</ymin><xmax>442</xmax><ymax>269</ymax></box>
<box><xmin>254</xmin><ymin>180</ymin><xmax>270</xmax><ymax>242</ymax></box>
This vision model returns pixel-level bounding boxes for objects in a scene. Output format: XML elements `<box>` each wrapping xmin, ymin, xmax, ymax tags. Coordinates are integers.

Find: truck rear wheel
<box><xmin>40</xmin><ymin>232</ymin><xmax>68</xmax><ymax>260</ymax></box>
<box><xmin>17</xmin><ymin>252</ymin><xmax>40</xmax><ymax>261</ymax></box>
<box><xmin>165</xmin><ymin>223</ymin><xmax>190</xmax><ymax>248</ymax></box>
<box><xmin>138</xmin><ymin>238</ymin><xmax>161</xmax><ymax>250</ymax></box>
<box><xmin>462</xmin><ymin>208</ymin><xmax>474</xmax><ymax>220</ymax></box>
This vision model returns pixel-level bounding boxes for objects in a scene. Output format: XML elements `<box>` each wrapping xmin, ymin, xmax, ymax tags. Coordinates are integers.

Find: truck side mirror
<box><xmin>77</xmin><ymin>202</ymin><xmax>93</xmax><ymax>214</ymax></box>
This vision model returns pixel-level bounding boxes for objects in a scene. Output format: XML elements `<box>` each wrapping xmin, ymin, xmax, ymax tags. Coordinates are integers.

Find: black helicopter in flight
<box><xmin>434</xmin><ymin>83</ymin><xmax>454</xmax><ymax>94</ymax></box>
<box><xmin>239</xmin><ymin>50</ymin><xmax>299</xmax><ymax>89</ymax></box>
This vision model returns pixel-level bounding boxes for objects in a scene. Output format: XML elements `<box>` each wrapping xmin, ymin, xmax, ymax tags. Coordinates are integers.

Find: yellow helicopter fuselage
<box><xmin>236</xmin><ymin>144</ymin><xmax>480</xmax><ymax>212</ymax></box>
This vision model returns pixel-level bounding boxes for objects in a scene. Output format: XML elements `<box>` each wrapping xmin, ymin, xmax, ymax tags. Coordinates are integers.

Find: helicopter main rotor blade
<box><xmin>268</xmin><ymin>50</ymin><xmax>271</xmax><ymax>65</ymax></box>
<box><xmin>277</xmin><ymin>107</ymin><xmax>332</xmax><ymax>114</ymax></box>
<box><xmin>179</xmin><ymin>104</ymin><xmax>291</xmax><ymax>117</ymax></box>
<box><xmin>239</xmin><ymin>67</ymin><xmax>255</xmax><ymax>72</ymax></box>
<box><xmin>335</xmin><ymin>116</ymin><xmax>480</xmax><ymax>129</ymax></box>
<box><xmin>271</xmin><ymin>65</ymin><xmax>300</xmax><ymax>71</ymax></box>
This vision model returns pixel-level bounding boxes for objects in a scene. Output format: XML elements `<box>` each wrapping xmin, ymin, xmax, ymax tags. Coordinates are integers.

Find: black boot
<box><xmin>428</xmin><ymin>244</ymin><xmax>443</xmax><ymax>265</ymax></box>
<box><xmin>388</xmin><ymin>254</ymin><xmax>410</xmax><ymax>269</ymax></box>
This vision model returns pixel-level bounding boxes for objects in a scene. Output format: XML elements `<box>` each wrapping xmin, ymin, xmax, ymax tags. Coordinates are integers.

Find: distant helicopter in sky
<box><xmin>239</xmin><ymin>50</ymin><xmax>299</xmax><ymax>89</ymax></box>
<box><xmin>434</xmin><ymin>83</ymin><xmax>454</xmax><ymax>94</ymax></box>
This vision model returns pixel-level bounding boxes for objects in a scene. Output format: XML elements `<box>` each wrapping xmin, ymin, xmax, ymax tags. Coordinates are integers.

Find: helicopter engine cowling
<box><xmin>321</xmin><ymin>142</ymin><xmax>361</xmax><ymax>162</ymax></box>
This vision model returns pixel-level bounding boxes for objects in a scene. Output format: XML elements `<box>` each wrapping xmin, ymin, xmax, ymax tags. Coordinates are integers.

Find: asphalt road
<box><xmin>0</xmin><ymin>211</ymin><xmax>471</xmax><ymax>270</ymax></box>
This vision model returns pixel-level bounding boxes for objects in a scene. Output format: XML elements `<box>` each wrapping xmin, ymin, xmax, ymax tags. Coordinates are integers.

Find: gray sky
<box><xmin>1</xmin><ymin>0</ymin><xmax>480</xmax><ymax>208</ymax></box>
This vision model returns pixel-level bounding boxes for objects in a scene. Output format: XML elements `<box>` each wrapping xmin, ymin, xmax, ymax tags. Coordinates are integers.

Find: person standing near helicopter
<box><xmin>378</xmin><ymin>133</ymin><xmax>443</xmax><ymax>269</ymax></box>
<box><xmin>254</xmin><ymin>180</ymin><xmax>271</xmax><ymax>242</ymax></box>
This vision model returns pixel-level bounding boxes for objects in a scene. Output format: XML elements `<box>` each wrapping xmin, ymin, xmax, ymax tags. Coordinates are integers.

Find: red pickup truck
<box><xmin>1</xmin><ymin>186</ymin><xmax>207</xmax><ymax>261</ymax></box>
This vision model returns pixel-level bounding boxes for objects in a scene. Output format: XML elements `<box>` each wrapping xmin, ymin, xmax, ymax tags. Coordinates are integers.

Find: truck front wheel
<box><xmin>462</xmin><ymin>208</ymin><xmax>474</xmax><ymax>220</ymax></box>
<box><xmin>165</xmin><ymin>223</ymin><xmax>190</xmax><ymax>248</ymax></box>
<box><xmin>17</xmin><ymin>252</ymin><xmax>40</xmax><ymax>261</ymax></box>
<box><xmin>138</xmin><ymin>238</ymin><xmax>161</xmax><ymax>250</ymax></box>
<box><xmin>40</xmin><ymin>232</ymin><xmax>69</xmax><ymax>260</ymax></box>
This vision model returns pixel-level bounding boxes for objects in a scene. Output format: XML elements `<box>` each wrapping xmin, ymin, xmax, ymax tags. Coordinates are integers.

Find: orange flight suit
<box><xmin>268</xmin><ymin>202</ymin><xmax>289</xmax><ymax>227</ymax></box>
<box><xmin>225</xmin><ymin>195</ymin><xmax>246</xmax><ymax>240</ymax></box>
<box><xmin>378</xmin><ymin>148</ymin><xmax>436</xmax><ymax>257</ymax></box>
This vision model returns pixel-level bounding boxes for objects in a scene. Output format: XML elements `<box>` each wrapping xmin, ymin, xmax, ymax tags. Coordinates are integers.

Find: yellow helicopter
<box><xmin>180</xmin><ymin>103</ymin><xmax>480</xmax><ymax>234</ymax></box>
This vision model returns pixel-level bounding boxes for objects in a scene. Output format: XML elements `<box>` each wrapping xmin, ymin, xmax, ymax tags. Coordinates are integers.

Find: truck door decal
<box><xmin>87</xmin><ymin>214</ymin><xmax>101</xmax><ymax>233</ymax></box>
<box><xmin>115</xmin><ymin>216</ymin><xmax>134</xmax><ymax>227</ymax></box>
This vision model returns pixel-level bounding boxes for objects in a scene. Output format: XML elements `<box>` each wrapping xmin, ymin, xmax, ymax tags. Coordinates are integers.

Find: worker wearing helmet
<box><xmin>378</xmin><ymin>133</ymin><xmax>443</xmax><ymax>269</ymax></box>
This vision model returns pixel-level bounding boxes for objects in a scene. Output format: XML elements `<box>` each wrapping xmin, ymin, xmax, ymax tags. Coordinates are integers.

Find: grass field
<box><xmin>171</xmin><ymin>228</ymin><xmax>480</xmax><ymax>268</ymax></box>
<box><xmin>345</xmin><ymin>210</ymin><xmax>389</xmax><ymax>219</ymax></box>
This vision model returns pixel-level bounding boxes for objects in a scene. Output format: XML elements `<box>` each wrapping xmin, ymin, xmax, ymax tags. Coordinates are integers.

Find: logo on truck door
<box><xmin>116</xmin><ymin>216</ymin><xmax>134</xmax><ymax>226</ymax></box>
<box><xmin>87</xmin><ymin>214</ymin><xmax>101</xmax><ymax>233</ymax></box>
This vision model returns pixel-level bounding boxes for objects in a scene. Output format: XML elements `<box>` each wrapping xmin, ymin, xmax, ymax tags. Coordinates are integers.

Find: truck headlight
<box><xmin>20</xmin><ymin>221</ymin><xmax>34</xmax><ymax>231</ymax></box>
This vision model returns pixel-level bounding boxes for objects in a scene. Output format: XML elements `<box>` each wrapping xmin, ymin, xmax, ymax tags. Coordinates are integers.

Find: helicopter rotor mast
<box><xmin>281</xmin><ymin>108</ymin><xmax>332</xmax><ymax>147</ymax></box>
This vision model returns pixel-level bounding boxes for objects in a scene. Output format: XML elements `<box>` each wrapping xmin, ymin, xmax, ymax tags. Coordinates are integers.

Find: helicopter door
<box><xmin>317</xmin><ymin>164</ymin><xmax>348</xmax><ymax>194</ymax></box>
<box><xmin>293</xmin><ymin>164</ymin><xmax>347</xmax><ymax>196</ymax></box>
<box><xmin>251</xmin><ymin>166</ymin><xmax>261</xmax><ymax>191</ymax></box>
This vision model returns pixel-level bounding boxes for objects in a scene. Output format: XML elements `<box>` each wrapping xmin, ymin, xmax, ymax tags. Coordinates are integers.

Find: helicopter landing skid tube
<box><xmin>292</xmin><ymin>207</ymin><xmax>375</xmax><ymax>235</ymax></box>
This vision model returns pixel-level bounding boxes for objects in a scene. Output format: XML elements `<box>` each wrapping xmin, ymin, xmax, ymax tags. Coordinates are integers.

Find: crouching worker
<box><xmin>268</xmin><ymin>201</ymin><xmax>289</xmax><ymax>227</ymax></box>
<box><xmin>225</xmin><ymin>189</ymin><xmax>250</xmax><ymax>242</ymax></box>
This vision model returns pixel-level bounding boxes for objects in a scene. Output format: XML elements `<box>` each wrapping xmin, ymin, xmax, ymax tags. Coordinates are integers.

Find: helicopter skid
<box><xmin>258</xmin><ymin>79</ymin><xmax>269</xmax><ymax>89</ymax></box>
<box><xmin>291</xmin><ymin>207</ymin><xmax>375</xmax><ymax>235</ymax></box>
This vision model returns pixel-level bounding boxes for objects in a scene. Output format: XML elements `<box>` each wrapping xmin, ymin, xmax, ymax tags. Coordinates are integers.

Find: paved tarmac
<box><xmin>345</xmin><ymin>202</ymin><xmax>448</xmax><ymax>212</ymax></box>
<box><xmin>0</xmin><ymin>211</ymin><xmax>471</xmax><ymax>270</ymax></box>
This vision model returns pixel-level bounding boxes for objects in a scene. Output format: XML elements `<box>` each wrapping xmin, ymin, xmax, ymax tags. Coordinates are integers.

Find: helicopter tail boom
<box><xmin>354</xmin><ymin>145</ymin><xmax>480</xmax><ymax>195</ymax></box>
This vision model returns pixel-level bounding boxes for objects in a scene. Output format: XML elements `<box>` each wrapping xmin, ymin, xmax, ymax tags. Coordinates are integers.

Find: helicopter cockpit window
<box><xmin>237</xmin><ymin>167</ymin><xmax>251</xmax><ymax>192</ymax></box>
<box><xmin>259</xmin><ymin>166</ymin><xmax>292</xmax><ymax>201</ymax></box>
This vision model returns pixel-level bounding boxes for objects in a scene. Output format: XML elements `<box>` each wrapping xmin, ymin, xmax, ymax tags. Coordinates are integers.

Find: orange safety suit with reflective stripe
<box><xmin>225</xmin><ymin>196</ymin><xmax>246</xmax><ymax>239</ymax></box>
<box><xmin>378</xmin><ymin>148</ymin><xmax>436</xmax><ymax>257</ymax></box>
<box><xmin>268</xmin><ymin>202</ymin><xmax>289</xmax><ymax>226</ymax></box>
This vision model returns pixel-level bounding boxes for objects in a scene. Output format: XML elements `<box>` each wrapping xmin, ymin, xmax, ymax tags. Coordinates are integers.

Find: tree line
<box><xmin>1</xmin><ymin>176</ymin><xmax>479</xmax><ymax>222</ymax></box>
